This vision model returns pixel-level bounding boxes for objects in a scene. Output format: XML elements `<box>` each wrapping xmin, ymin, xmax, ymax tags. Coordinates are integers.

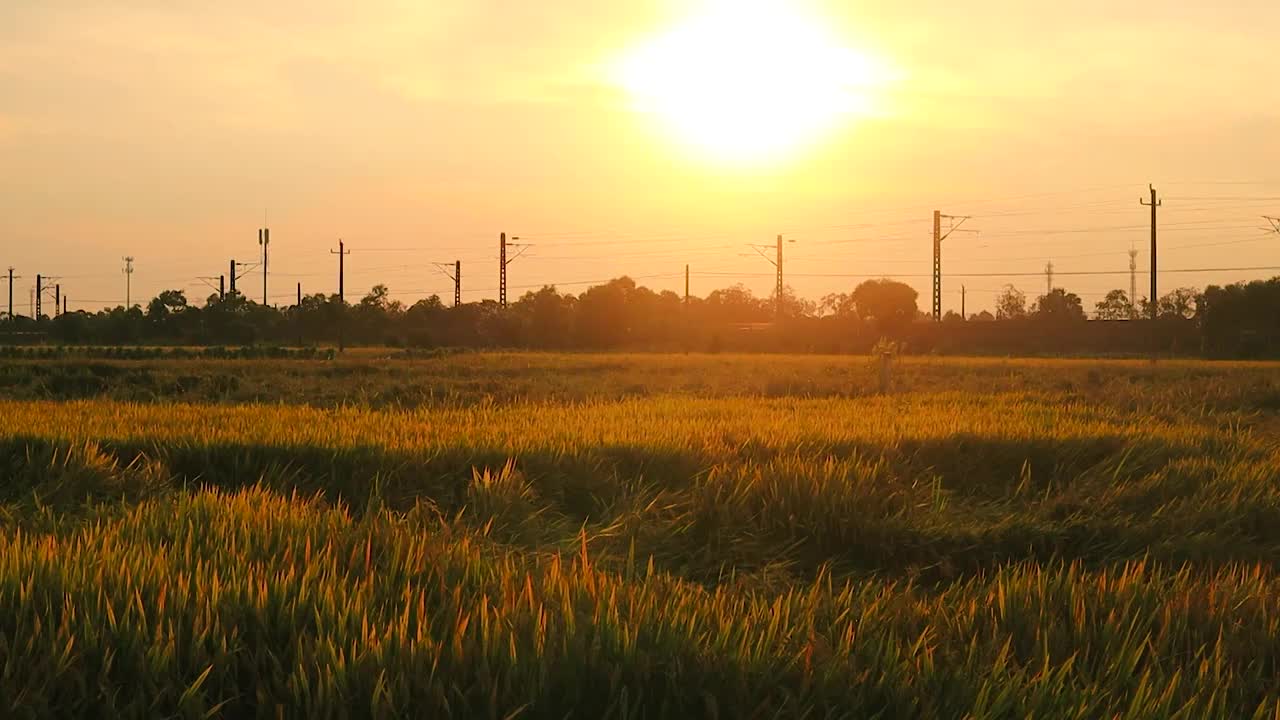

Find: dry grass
<box><xmin>1</xmin><ymin>353</ymin><xmax>1278</xmax><ymax>717</ymax></box>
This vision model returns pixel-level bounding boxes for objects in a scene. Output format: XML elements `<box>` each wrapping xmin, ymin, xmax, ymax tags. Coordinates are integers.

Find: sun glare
<box><xmin>615</xmin><ymin>0</ymin><xmax>889</xmax><ymax>166</ymax></box>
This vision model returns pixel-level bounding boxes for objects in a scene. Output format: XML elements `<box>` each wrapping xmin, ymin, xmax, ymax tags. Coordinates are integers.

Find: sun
<box><xmin>615</xmin><ymin>0</ymin><xmax>889</xmax><ymax>166</ymax></box>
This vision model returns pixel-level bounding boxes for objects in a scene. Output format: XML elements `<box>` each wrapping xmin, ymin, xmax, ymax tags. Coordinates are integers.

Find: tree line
<box><xmin>1</xmin><ymin>276</ymin><xmax>1277</xmax><ymax>357</ymax></box>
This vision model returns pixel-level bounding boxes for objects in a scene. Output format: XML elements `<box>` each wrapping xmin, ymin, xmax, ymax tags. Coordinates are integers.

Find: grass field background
<box><xmin>2</xmin><ymin>353</ymin><xmax>1280</xmax><ymax>717</ymax></box>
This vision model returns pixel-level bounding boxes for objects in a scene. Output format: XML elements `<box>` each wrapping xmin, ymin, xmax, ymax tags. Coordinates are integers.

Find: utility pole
<box><xmin>961</xmin><ymin>285</ymin><xmax>966</xmax><ymax>319</ymax></box>
<box><xmin>259</xmin><ymin>227</ymin><xmax>270</xmax><ymax>306</ymax></box>
<box><xmin>35</xmin><ymin>275</ymin><xmax>58</xmax><ymax>321</ymax></box>
<box><xmin>1129</xmin><ymin>245</ymin><xmax>1139</xmax><ymax>320</ymax></box>
<box><xmin>3</xmin><ymin>267</ymin><xmax>20</xmax><ymax>323</ymax></box>
<box><xmin>776</xmin><ymin>234</ymin><xmax>784</xmax><ymax>317</ymax></box>
<box><xmin>434</xmin><ymin>261</ymin><xmax>462</xmax><ymax>307</ymax></box>
<box><xmin>933</xmin><ymin>211</ymin><xmax>976</xmax><ymax>321</ymax></box>
<box><xmin>295</xmin><ymin>282</ymin><xmax>303</xmax><ymax>347</ymax></box>
<box><xmin>1140</xmin><ymin>185</ymin><xmax>1161</xmax><ymax>320</ymax></box>
<box><xmin>746</xmin><ymin>234</ymin><xmax>794</xmax><ymax>320</ymax></box>
<box><xmin>331</xmin><ymin>240</ymin><xmax>350</xmax><ymax>303</ymax></box>
<box><xmin>219</xmin><ymin>275</ymin><xmax>225</xmax><ymax>299</ymax></box>
<box><xmin>498</xmin><ymin>234</ymin><xmax>529</xmax><ymax>308</ymax></box>
<box><xmin>685</xmin><ymin>264</ymin><xmax>690</xmax><ymax>305</ymax></box>
<box><xmin>54</xmin><ymin>284</ymin><xmax>60</xmax><ymax>317</ymax></box>
<box><xmin>1045</xmin><ymin>261</ymin><xmax>1054</xmax><ymax>295</ymax></box>
<box><xmin>331</xmin><ymin>240</ymin><xmax>351</xmax><ymax>353</ymax></box>
<box><xmin>62</xmin><ymin>296</ymin><xmax>67</xmax><ymax>316</ymax></box>
<box><xmin>122</xmin><ymin>256</ymin><xmax>135</xmax><ymax>309</ymax></box>
<box><xmin>933</xmin><ymin>211</ymin><xmax>942</xmax><ymax>321</ymax></box>
<box><xmin>227</xmin><ymin>257</ymin><xmax>259</xmax><ymax>300</ymax></box>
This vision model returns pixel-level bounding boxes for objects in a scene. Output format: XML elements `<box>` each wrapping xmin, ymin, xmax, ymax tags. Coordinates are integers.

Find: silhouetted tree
<box><xmin>851</xmin><ymin>279</ymin><xmax>918</xmax><ymax>334</ymax></box>
<box><xmin>144</xmin><ymin>289</ymin><xmax>189</xmax><ymax>339</ymax></box>
<box><xmin>11</xmin><ymin>274</ymin><xmax>1274</xmax><ymax>358</ymax></box>
<box><xmin>1157</xmin><ymin>287</ymin><xmax>1199</xmax><ymax>320</ymax></box>
<box><xmin>773</xmin><ymin>285</ymin><xmax>817</xmax><ymax>319</ymax></box>
<box><xmin>515</xmin><ymin>286</ymin><xmax>574</xmax><ymax>347</ymax></box>
<box><xmin>1094</xmin><ymin>289</ymin><xmax>1134</xmax><ymax>320</ymax></box>
<box><xmin>819</xmin><ymin>292</ymin><xmax>856</xmax><ymax>318</ymax></box>
<box><xmin>404</xmin><ymin>295</ymin><xmax>447</xmax><ymax>347</ymax></box>
<box><xmin>1033</xmin><ymin>288</ymin><xmax>1086</xmax><ymax>321</ymax></box>
<box><xmin>1199</xmin><ymin>278</ymin><xmax>1280</xmax><ymax>357</ymax></box>
<box><xmin>291</xmin><ymin>293</ymin><xmax>343</xmax><ymax>344</ymax></box>
<box><xmin>995</xmin><ymin>285</ymin><xmax>1028</xmax><ymax>320</ymax></box>
<box><xmin>703</xmin><ymin>284</ymin><xmax>769</xmax><ymax>325</ymax></box>
<box><xmin>146</xmin><ymin>290</ymin><xmax>188</xmax><ymax>321</ymax></box>
<box><xmin>576</xmin><ymin>277</ymin><xmax>638</xmax><ymax>347</ymax></box>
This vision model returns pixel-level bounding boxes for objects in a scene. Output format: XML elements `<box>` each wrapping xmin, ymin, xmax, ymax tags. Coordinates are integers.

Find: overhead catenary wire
<box><xmin>690</xmin><ymin>265</ymin><xmax>1280</xmax><ymax>280</ymax></box>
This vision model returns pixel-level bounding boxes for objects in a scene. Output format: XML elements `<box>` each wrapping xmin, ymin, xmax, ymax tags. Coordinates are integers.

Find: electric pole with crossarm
<box><xmin>331</xmin><ymin>240</ymin><xmax>351</xmax><ymax>352</ymax></box>
<box><xmin>745</xmin><ymin>235</ymin><xmax>795</xmax><ymax>320</ymax></box>
<box><xmin>434</xmin><ymin>261</ymin><xmax>462</xmax><ymax>307</ymax></box>
<box><xmin>1141</xmin><ymin>185</ymin><xmax>1162</xmax><ymax>319</ymax></box>
<box><xmin>933</xmin><ymin>211</ymin><xmax>978</xmax><ymax>321</ymax></box>
<box><xmin>330</xmin><ymin>240</ymin><xmax>350</xmax><ymax>303</ymax></box>
<box><xmin>499</xmin><ymin>234</ymin><xmax>530</xmax><ymax>308</ymax></box>
<box><xmin>2</xmin><ymin>267</ymin><xmax>20</xmax><ymax>322</ymax></box>
<box><xmin>36</xmin><ymin>275</ymin><xmax>59</xmax><ymax>321</ymax></box>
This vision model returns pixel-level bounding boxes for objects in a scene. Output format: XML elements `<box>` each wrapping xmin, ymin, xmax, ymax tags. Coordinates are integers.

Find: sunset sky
<box><xmin>2</xmin><ymin>0</ymin><xmax>1278</xmax><ymax>315</ymax></box>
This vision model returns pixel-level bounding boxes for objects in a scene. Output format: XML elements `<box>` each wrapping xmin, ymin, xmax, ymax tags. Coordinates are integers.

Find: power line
<box><xmin>195</xmin><ymin>276</ymin><xmax>223</xmax><ymax>298</ymax></box>
<box><xmin>1162</xmin><ymin>233</ymin><xmax>1276</xmax><ymax>253</ymax></box>
<box><xmin>14</xmin><ymin>181</ymin><xmax>1280</xmax><ymax>317</ymax></box>
<box><xmin>1165</xmin><ymin>196</ymin><xmax>1280</xmax><ymax>202</ymax></box>
<box><xmin>798</xmin><ymin>228</ymin><xmax>1269</xmax><ymax>267</ymax></box>
<box><xmin>968</xmin><ymin>198</ymin><xmax>1134</xmax><ymax>219</ymax></box>
<box><xmin>386</xmin><ymin>271</ymin><xmax>685</xmax><ymax>302</ymax></box>
<box><xmin>1163</xmin><ymin>180</ymin><xmax>1280</xmax><ymax>186</ymax></box>
<box><xmin>488</xmin><ymin>184</ymin><xmax>1141</xmax><ymax>244</ymax></box>
<box><xmin>690</xmin><ymin>264</ymin><xmax>1280</xmax><ymax>280</ymax></box>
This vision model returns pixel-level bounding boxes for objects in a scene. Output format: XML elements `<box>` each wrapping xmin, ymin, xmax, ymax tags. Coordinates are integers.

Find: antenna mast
<box><xmin>122</xmin><ymin>257</ymin><xmax>135</xmax><ymax>309</ymax></box>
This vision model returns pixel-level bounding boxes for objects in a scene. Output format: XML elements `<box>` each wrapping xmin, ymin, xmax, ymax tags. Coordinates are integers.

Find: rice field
<box><xmin>2</xmin><ymin>353</ymin><xmax>1280</xmax><ymax>718</ymax></box>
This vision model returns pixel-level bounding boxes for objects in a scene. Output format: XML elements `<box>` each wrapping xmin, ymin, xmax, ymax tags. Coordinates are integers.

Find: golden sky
<box><xmin>2</xmin><ymin>0</ymin><xmax>1278</xmax><ymax>313</ymax></box>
